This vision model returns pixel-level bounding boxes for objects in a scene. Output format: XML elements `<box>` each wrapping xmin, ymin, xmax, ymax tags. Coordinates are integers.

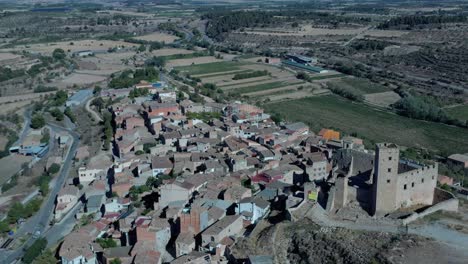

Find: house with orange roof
<box><xmin>318</xmin><ymin>128</ymin><xmax>340</xmax><ymax>141</ymax></box>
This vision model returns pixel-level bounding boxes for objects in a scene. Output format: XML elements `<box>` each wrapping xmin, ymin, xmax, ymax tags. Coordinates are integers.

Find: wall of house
<box><xmin>176</xmin><ymin>239</ymin><xmax>196</xmax><ymax>257</ymax></box>
<box><xmin>155</xmin><ymin>228</ymin><xmax>171</xmax><ymax>252</ymax></box>
<box><xmin>79</xmin><ymin>168</ymin><xmax>103</xmax><ymax>184</ymax></box>
<box><xmin>307</xmin><ymin>161</ymin><xmax>328</xmax><ymax>181</ymax></box>
<box><xmin>201</xmin><ymin>216</ymin><xmax>243</xmax><ymax>245</ymax></box>
<box><xmin>334</xmin><ymin>176</ymin><xmax>348</xmax><ymax>209</ymax></box>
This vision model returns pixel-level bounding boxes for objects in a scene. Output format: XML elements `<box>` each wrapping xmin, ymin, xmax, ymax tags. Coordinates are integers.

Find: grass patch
<box><xmin>446</xmin><ymin>104</ymin><xmax>468</xmax><ymax>122</ymax></box>
<box><xmin>231</xmin><ymin>81</ymin><xmax>302</xmax><ymax>95</ymax></box>
<box><xmin>176</xmin><ymin>61</ymin><xmax>245</xmax><ymax>75</ymax></box>
<box><xmin>332</xmin><ymin>77</ymin><xmax>390</xmax><ymax>94</ymax></box>
<box><xmin>198</xmin><ymin>70</ymin><xmax>252</xmax><ymax>79</ymax></box>
<box><xmin>309</xmin><ymin>73</ymin><xmax>344</xmax><ymax>80</ymax></box>
<box><xmin>162</xmin><ymin>52</ymin><xmax>205</xmax><ymax>61</ymax></box>
<box><xmin>264</xmin><ymin>95</ymin><xmax>468</xmax><ymax>154</ymax></box>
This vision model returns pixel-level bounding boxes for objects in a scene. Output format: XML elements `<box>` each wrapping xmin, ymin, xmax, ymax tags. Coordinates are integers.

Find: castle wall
<box><xmin>395</xmin><ymin>163</ymin><xmax>438</xmax><ymax>208</ymax></box>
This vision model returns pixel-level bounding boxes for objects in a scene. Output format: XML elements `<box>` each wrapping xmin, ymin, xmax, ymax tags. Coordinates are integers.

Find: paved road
<box><xmin>44</xmin><ymin>202</ymin><xmax>83</xmax><ymax>247</ymax></box>
<box><xmin>0</xmin><ymin>122</ymin><xmax>80</xmax><ymax>263</ymax></box>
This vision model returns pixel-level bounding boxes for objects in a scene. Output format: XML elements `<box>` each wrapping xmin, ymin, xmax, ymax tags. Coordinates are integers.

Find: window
<box><xmin>387</xmin><ymin>168</ymin><xmax>391</xmax><ymax>173</ymax></box>
<box><xmin>404</xmin><ymin>184</ymin><xmax>407</xmax><ymax>190</ymax></box>
<box><xmin>421</xmin><ymin>178</ymin><xmax>424</xmax><ymax>183</ymax></box>
<box><xmin>412</xmin><ymin>182</ymin><xmax>415</xmax><ymax>188</ymax></box>
<box><xmin>389</xmin><ymin>157</ymin><xmax>392</xmax><ymax>161</ymax></box>
<box><xmin>387</xmin><ymin>179</ymin><xmax>390</xmax><ymax>183</ymax></box>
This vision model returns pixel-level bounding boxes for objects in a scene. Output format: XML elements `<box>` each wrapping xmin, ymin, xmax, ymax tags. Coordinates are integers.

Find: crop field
<box><xmin>4</xmin><ymin>39</ymin><xmax>139</xmax><ymax>55</ymax></box>
<box><xmin>329</xmin><ymin>77</ymin><xmax>391</xmax><ymax>94</ymax></box>
<box><xmin>133</xmin><ymin>32</ymin><xmax>179</xmax><ymax>43</ymax></box>
<box><xmin>151</xmin><ymin>48</ymin><xmax>195</xmax><ymax>57</ymax></box>
<box><xmin>264</xmin><ymin>95</ymin><xmax>468</xmax><ymax>154</ymax></box>
<box><xmin>446</xmin><ymin>105</ymin><xmax>468</xmax><ymax>122</ymax></box>
<box><xmin>175</xmin><ymin>61</ymin><xmax>246</xmax><ymax>75</ymax></box>
<box><xmin>364</xmin><ymin>91</ymin><xmax>402</xmax><ymax>108</ymax></box>
<box><xmin>166</xmin><ymin>56</ymin><xmax>221</xmax><ymax>67</ymax></box>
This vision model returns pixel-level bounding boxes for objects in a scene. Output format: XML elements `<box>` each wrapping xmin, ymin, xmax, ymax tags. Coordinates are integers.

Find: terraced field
<box><xmin>175</xmin><ymin>59</ymin><xmax>342</xmax><ymax>103</ymax></box>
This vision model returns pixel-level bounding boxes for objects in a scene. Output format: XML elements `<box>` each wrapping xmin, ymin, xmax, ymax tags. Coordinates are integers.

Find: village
<box><xmin>12</xmin><ymin>78</ymin><xmax>459</xmax><ymax>264</ymax></box>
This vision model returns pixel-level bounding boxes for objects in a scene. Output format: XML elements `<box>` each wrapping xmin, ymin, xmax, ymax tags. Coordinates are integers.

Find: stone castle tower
<box><xmin>372</xmin><ymin>143</ymin><xmax>400</xmax><ymax>216</ymax></box>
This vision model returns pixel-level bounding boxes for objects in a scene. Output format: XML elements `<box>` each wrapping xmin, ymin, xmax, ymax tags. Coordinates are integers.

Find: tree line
<box><xmin>377</xmin><ymin>14</ymin><xmax>468</xmax><ymax>29</ymax></box>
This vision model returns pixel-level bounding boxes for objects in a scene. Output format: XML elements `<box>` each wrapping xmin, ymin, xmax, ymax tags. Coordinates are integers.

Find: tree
<box><xmin>93</xmin><ymin>85</ymin><xmax>102</xmax><ymax>95</ymax></box>
<box><xmin>64</xmin><ymin>107</ymin><xmax>75</xmax><ymax>123</ymax></box>
<box><xmin>50</xmin><ymin>108</ymin><xmax>64</xmax><ymax>121</ymax></box>
<box><xmin>30</xmin><ymin>114</ymin><xmax>45</xmax><ymax>129</ymax></box>
<box><xmin>292</xmin><ymin>22</ymin><xmax>299</xmax><ymax>28</ymax></box>
<box><xmin>137</xmin><ymin>44</ymin><xmax>146</xmax><ymax>52</ymax></box>
<box><xmin>48</xmin><ymin>163</ymin><xmax>61</xmax><ymax>175</ymax></box>
<box><xmin>110</xmin><ymin>259</ymin><xmax>122</xmax><ymax>264</ymax></box>
<box><xmin>91</xmin><ymin>97</ymin><xmax>105</xmax><ymax>111</ymax></box>
<box><xmin>96</xmin><ymin>238</ymin><xmax>117</xmax><ymax>248</ymax></box>
<box><xmin>40</xmin><ymin>129</ymin><xmax>50</xmax><ymax>143</ymax></box>
<box><xmin>32</xmin><ymin>249</ymin><xmax>56</xmax><ymax>264</ymax></box>
<box><xmin>0</xmin><ymin>220</ymin><xmax>10</xmax><ymax>234</ymax></box>
<box><xmin>52</xmin><ymin>48</ymin><xmax>66</xmax><ymax>60</ymax></box>
<box><xmin>22</xmin><ymin>238</ymin><xmax>47</xmax><ymax>264</ymax></box>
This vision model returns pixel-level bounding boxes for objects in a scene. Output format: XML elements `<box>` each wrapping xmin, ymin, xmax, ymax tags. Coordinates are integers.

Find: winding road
<box><xmin>0</xmin><ymin>121</ymin><xmax>80</xmax><ymax>263</ymax></box>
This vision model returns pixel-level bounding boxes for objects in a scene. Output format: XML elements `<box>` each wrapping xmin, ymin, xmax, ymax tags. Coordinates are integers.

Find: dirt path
<box><xmin>85</xmin><ymin>98</ymin><xmax>102</xmax><ymax>123</ymax></box>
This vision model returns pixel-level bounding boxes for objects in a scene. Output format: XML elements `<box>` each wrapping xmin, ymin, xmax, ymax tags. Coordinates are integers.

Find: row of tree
<box><xmin>109</xmin><ymin>67</ymin><xmax>159</xmax><ymax>89</ymax></box>
<box><xmin>378</xmin><ymin>14</ymin><xmax>467</xmax><ymax>29</ymax></box>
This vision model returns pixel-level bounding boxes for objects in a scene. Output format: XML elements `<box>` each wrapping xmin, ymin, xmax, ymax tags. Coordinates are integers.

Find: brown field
<box><xmin>166</xmin><ymin>56</ymin><xmax>221</xmax><ymax>67</ymax></box>
<box><xmin>0</xmin><ymin>155</ymin><xmax>33</xmax><ymax>186</ymax></box>
<box><xmin>364</xmin><ymin>91</ymin><xmax>402</xmax><ymax>108</ymax></box>
<box><xmin>0</xmin><ymin>92</ymin><xmax>54</xmax><ymax>105</ymax></box>
<box><xmin>61</xmin><ymin>73</ymin><xmax>107</xmax><ymax>85</ymax></box>
<box><xmin>134</xmin><ymin>32</ymin><xmax>179</xmax><ymax>43</ymax></box>
<box><xmin>0</xmin><ymin>52</ymin><xmax>20</xmax><ymax>61</ymax></box>
<box><xmin>0</xmin><ymin>101</ymin><xmax>32</xmax><ymax>115</ymax></box>
<box><xmin>5</xmin><ymin>39</ymin><xmax>139</xmax><ymax>55</ymax></box>
<box><xmin>151</xmin><ymin>48</ymin><xmax>195</xmax><ymax>56</ymax></box>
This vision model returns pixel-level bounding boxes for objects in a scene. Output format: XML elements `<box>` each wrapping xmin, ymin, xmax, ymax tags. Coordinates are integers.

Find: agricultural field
<box><xmin>150</xmin><ymin>48</ymin><xmax>195</xmax><ymax>57</ymax></box>
<box><xmin>175</xmin><ymin>59</ymin><xmax>342</xmax><ymax>103</ymax></box>
<box><xmin>175</xmin><ymin>61</ymin><xmax>247</xmax><ymax>75</ymax></box>
<box><xmin>133</xmin><ymin>32</ymin><xmax>179</xmax><ymax>43</ymax></box>
<box><xmin>445</xmin><ymin>105</ymin><xmax>468</xmax><ymax>122</ymax></box>
<box><xmin>264</xmin><ymin>95</ymin><xmax>468</xmax><ymax>154</ymax></box>
<box><xmin>166</xmin><ymin>56</ymin><xmax>221</xmax><ymax>68</ymax></box>
<box><xmin>4</xmin><ymin>39</ymin><xmax>138</xmax><ymax>55</ymax></box>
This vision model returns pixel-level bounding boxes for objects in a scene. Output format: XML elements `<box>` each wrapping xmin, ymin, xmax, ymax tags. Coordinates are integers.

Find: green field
<box><xmin>198</xmin><ymin>70</ymin><xmax>252</xmax><ymax>79</ymax></box>
<box><xmin>309</xmin><ymin>73</ymin><xmax>344</xmax><ymax>80</ymax></box>
<box><xmin>264</xmin><ymin>95</ymin><xmax>468</xmax><ymax>154</ymax></box>
<box><xmin>229</xmin><ymin>81</ymin><xmax>303</xmax><ymax>95</ymax></box>
<box><xmin>175</xmin><ymin>61</ymin><xmax>245</xmax><ymax>75</ymax></box>
<box><xmin>332</xmin><ymin>77</ymin><xmax>391</xmax><ymax>94</ymax></box>
<box><xmin>445</xmin><ymin>104</ymin><xmax>468</xmax><ymax>122</ymax></box>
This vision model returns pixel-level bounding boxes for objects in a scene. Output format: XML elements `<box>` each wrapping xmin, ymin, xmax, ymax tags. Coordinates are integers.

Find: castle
<box><xmin>330</xmin><ymin>143</ymin><xmax>438</xmax><ymax>216</ymax></box>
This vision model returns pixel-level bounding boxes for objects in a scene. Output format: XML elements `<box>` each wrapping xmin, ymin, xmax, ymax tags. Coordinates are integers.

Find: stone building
<box><xmin>371</xmin><ymin>143</ymin><xmax>438</xmax><ymax>216</ymax></box>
